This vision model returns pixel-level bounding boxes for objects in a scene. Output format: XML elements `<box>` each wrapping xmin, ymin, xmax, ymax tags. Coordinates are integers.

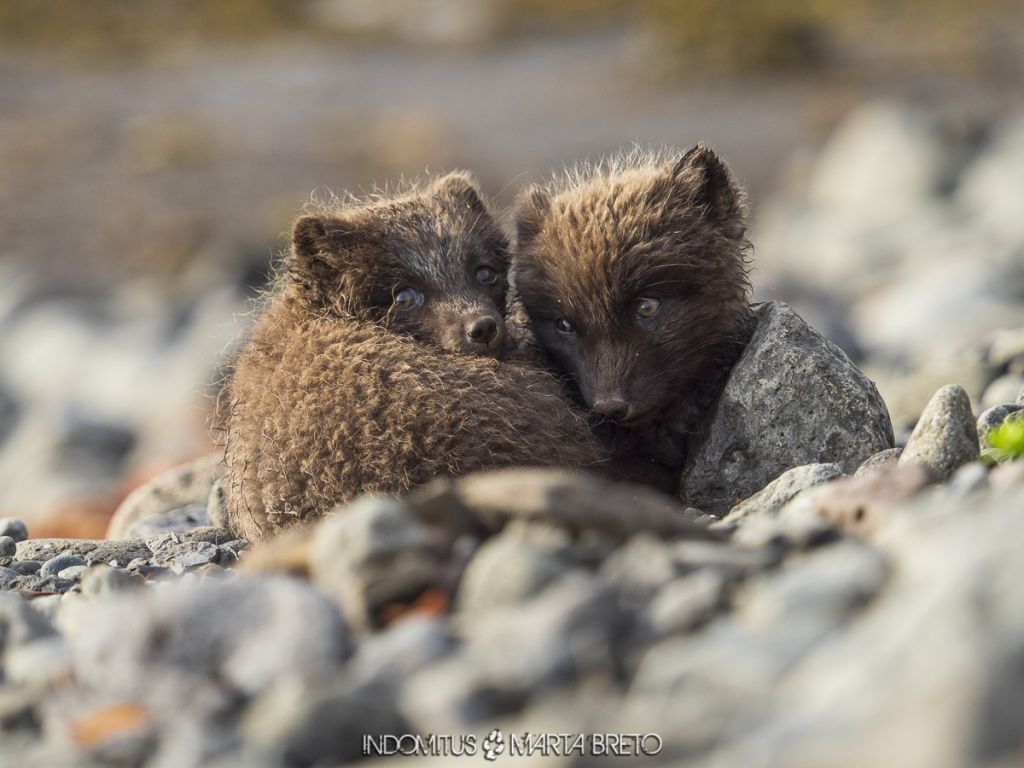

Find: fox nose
<box><xmin>467</xmin><ymin>316</ymin><xmax>498</xmax><ymax>345</ymax></box>
<box><xmin>592</xmin><ymin>397</ymin><xmax>633</xmax><ymax>421</ymax></box>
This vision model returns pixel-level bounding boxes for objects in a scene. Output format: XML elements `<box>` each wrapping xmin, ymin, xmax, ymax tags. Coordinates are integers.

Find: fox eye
<box><xmin>635</xmin><ymin>297</ymin><xmax>660</xmax><ymax>319</ymax></box>
<box><xmin>393</xmin><ymin>287</ymin><xmax>424</xmax><ymax>311</ymax></box>
<box><xmin>555</xmin><ymin>318</ymin><xmax>575</xmax><ymax>334</ymax></box>
<box><xmin>475</xmin><ymin>266</ymin><xmax>498</xmax><ymax>285</ymax></box>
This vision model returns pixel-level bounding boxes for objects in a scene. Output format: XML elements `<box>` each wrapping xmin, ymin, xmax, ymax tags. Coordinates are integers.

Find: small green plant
<box><xmin>981</xmin><ymin>416</ymin><xmax>1024</xmax><ymax>464</ymax></box>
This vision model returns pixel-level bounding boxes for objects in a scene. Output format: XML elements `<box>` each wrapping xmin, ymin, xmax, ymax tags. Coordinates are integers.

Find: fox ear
<box><xmin>289</xmin><ymin>213</ymin><xmax>359</xmax><ymax>291</ymax></box>
<box><xmin>435</xmin><ymin>171</ymin><xmax>486</xmax><ymax>212</ymax></box>
<box><xmin>514</xmin><ymin>186</ymin><xmax>551</xmax><ymax>246</ymax></box>
<box><xmin>670</xmin><ymin>144</ymin><xmax>747</xmax><ymax>240</ymax></box>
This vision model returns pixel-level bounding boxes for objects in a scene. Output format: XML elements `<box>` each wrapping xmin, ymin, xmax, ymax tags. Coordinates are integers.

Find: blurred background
<box><xmin>1</xmin><ymin>0</ymin><xmax>1022</xmax><ymax>536</ymax></box>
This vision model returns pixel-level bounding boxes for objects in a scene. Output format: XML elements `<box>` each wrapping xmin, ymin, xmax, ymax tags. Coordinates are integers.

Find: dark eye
<box><xmin>636</xmin><ymin>297</ymin><xmax>660</xmax><ymax>319</ymax></box>
<box><xmin>393</xmin><ymin>287</ymin><xmax>424</xmax><ymax>311</ymax></box>
<box><xmin>555</xmin><ymin>318</ymin><xmax>575</xmax><ymax>334</ymax></box>
<box><xmin>475</xmin><ymin>266</ymin><xmax>498</xmax><ymax>285</ymax></box>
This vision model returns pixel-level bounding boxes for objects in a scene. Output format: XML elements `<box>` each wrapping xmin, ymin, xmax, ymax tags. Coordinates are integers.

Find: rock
<box><xmin>646</xmin><ymin>570</ymin><xmax>727</xmax><ymax>638</ymax></box>
<box><xmin>4</xmin><ymin>636</ymin><xmax>72</xmax><ymax>688</ymax></box>
<box><xmin>0</xmin><ymin>518</ymin><xmax>28</xmax><ymax>543</ymax></box>
<box><xmin>461</xmin><ymin>574</ymin><xmax>621</xmax><ymax>692</ymax></box>
<box><xmin>9</xmin><ymin>560</ymin><xmax>40</xmax><ymax>575</ymax></box>
<box><xmin>61</xmin><ymin>576</ymin><xmax>351</xmax><ymax>703</ymax></box>
<box><xmin>899</xmin><ymin>384</ymin><xmax>980</xmax><ymax>479</ymax></box>
<box><xmin>736</xmin><ymin>540</ymin><xmax>889</xmax><ymax>627</ymax></box>
<box><xmin>806</xmin><ymin>102</ymin><xmax>945</xmax><ymax>218</ymax></box>
<box><xmin>786</xmin><ymin>462</ymin><xmax>936</xmax><ymax>536</ymax></box>
<box><xmin>400</xmin><ymin>656</ymin><xmax>523</xmax><ymax>734</ymax></box>
<box><xmin>981</xmin><ymin>372</ymin><xmax>1024</xmax><ymax>410</ymax></box>
<box><xmin>15</xmin><ymin>539</ymin><xmax>152</xmax><ymax>568</ymax></box>
<box><xmin>457</xmin><ymin>524</ymin><xmax>569</xmax><ymax>614</ymax></box>
<box><xmin>669</xmin><ymin>540</ymin><xmax>779</xmax><ymax>580</ymax></box>
<box><xmin>730</xmin><ymin>503</ymin><xmax>839</xmax><ymax>551</ymax></box>
<box><xmin>151</xmin><ymin>540</ymin><xmax>219</xmax><ymax>571</ymax></box>
<box><xmin>0</xmin><ymin>566</ymin><xmax>20</xmax><ymax>589</ymax></box>
<box><xmin>206</xmin><ymin>479</ymin><xmax>227</xmax><ymax>529</ymax></box>
<box><xmin>409</xmin><ymin>468</ymin><xmax>721</xmax><ymax>542</ymax></box>
<box><xmin>348</xmin><ymin>616</ymin><xmax>455</xmax><ymax>688</ymax></box>
<box><xmin>977</xmin><ymin>403</ymin><xmax>1023</xmax><ymax>445</ymax></box>
<box><xmin>39</xmin><ymin>555</ymin><xmax>86</xmax><ymax>578</ymax></box>
<box><xmin>0</xmin><ymin>536</ymin><xmax>15</xmax><ymax>566</ymax></box>
<box><xmin>309</xmin><ymin>495</ymin><xmax>440</xmax><ymax>630</ymax></box>
<box><xmin>855</xmin><ymin>447</ymin><xmax>903</xmax><ymax>476</ymax></box>
<box><xmin>683</xmin><ymin>302</ymin><xmax>894</xmax><ymax>516</ymax></box>
<box><xmin>599</xmin><ymin>534</ymin><xmax>677</xmax><ymax>599</ymax></box>
<box><xmin>0</xmin><ymin>592</ymin><xmax>58</xmax><ymax>650</ymax></box>
<box><xmin>106</xmin><ymin>453</ymin><xmax>224</xmax><ymax>539</ymax></box>
<box><xmin>56</xmin><ymin>565</ymin><xmax>88</xmax><ymax>581</ymax></box>
<box><xmin>947</xmin><ymin>461</ymin><xmax>989</xmax><ymax>497</ymax></box>
<box><xmin>80</xmin><ymin>565</ymin><xmax>144</xmax><ymax>597</ymax></box>
<box><xmin>242</xmin><ymin>675</ymin><xmax>406</xmax><ymax>766</ymax></box>
<box><xmin>123</xmin><ymin>505</ymin><xmax>209</xmax><ymax>539</ymax></box>
<box><xmin>719</xmin><ymin>463</ymin><xmax>844</xmax><ymax>525</ymax></box>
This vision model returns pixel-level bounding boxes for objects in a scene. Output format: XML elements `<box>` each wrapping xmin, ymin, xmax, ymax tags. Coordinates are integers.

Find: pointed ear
<box><xmin>513</xmin><ymin>185</ymin><xmax>551</xmax><ymax>247</ymax></box>
<box><xmin>289</xmin><ymin>213</ymin><xmax>357</xmax><ymax>291</ymax></box>
<box><xmin>670</xmin><ymin>145</ymin><xmax>747</xmax><ymax>239</ymax></box>
<box><xmin>434</xmin><ymin>171</ymin><xmax>486</xmax><ymax>212</ymax></box>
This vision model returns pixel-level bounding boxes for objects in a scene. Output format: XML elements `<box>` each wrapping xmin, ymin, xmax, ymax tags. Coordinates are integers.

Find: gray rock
<box><xmin>0</xmin><ymin>592</ymin><xmax>58</xmax><ymax>651</ymax></box>
<box><xmin>61</xmin><ymin>576</ymin><xmax>351</xmax><ymax>704</ymax></box>
<box><xmin>80</xmin><ymin>564</ymin><xmax>144</xmax><ymax>597</ymax></box>
<box><xmin>977</xmin><ymin>403</ymin><xmax>1023</xmax><ymax>445</ymax></box>
<box><xmin>0</xmin><ymin>566</ymin><xmax>18</xmax><ymax>589</ymax></box>
<box><xmin>736</xmin><ymin>540</ymin><xmax>889</xmax><ymax>627</ymax></box>
<box><xmin>400</xmin><ymin>655</ymin><xmax>523</xmax><ymax>733</ymax></box>
<box><xmin>207</xmin><ymin>479</ymin><xmax>227</xmax><ymax>529</ymax></box>
<box><xmin>855</xmin><ymin>447</ymin><xmax>903</xmax><ymax>476</ymax></box>
<box><xmin>900</xmin><ymin>384</ymin><xmax>980</xmax><ymax>479</ymax></box>
<box><xmin>719</xmin><ymin>463</ymin><xmax>844</xmax><ymax>525</ymax></box>
<box><xmin>0</xmin><ymin>536</ymin><xmax>15</xmax><ymax>566</ymax></box>
<box><xmin>981</xmin><ymin>372</ymin><xmax>1024</xmax><ymax>411</ymax></box>
<box><xmin>124</xmin><ymin>504</ymin><xmax>209</xmax><ymax>539</ymax></box>
<box><xmin>40</xmin><ymin>554</ymin><xmax>86</xmax><ymax>578</ymax></box>
<box><xmin>457</xmin><ymin>524</ymin><xmax>569</xmax><ymax>614</ymax></box>
<box><xmin>9</xmin><ymin>560</ymin><xmax>40</xmax><ymax>575</ymax></box>
<box><xmin>56</xmin><ymin>565</ymin><xmax>88</xmax><ymax>581</ymax></box>
<box><xmin>348</xmin><ymin>616</ymin><xmax>455</xmax><ymax>688</ymax></box>
<box><xmin>15</xmin><ymin>539</ymin><xmax>151</xmax><ymax>568</ymax></box>
<box><xmin>243</xmin><ymin>675</ymin><xmax>406</xmax><ymax>766</ymax></box>
<box><xmin>461</xmin><ymin>574</ymin><xmax>621</xmax><ymax>692</ymax></box>
<box><xmin>0</xmin><ymin>518</ymin><xmax>28</xmax><ymax>543</ymax></box>
<box><xmin>730</xmin><ymin>503</ymin><xmax>839</xmax><ymax>551</ymax></box>
<box><xmin>599</xmin><ymin>534</ymin><xmax>678</xmax><ymax>599</ymax></box>
<box><xmin>152</xmin><ymin>540</ymin><xmax>219</xmax><ymax>571</ymax></box>
<box><xmin>106</xmin><ymin>452</ymin><xmax>224</xmax><ymax>539</ymax></box>
<box><xmin>646</xmin><ymin>570</ymin><xmax>727</xmax><ymax>638</ymax></box>
<box><xmin>310</xmin><ymin>495</ymin><xmax>439</xmax><ymax>630</ymax></box>
<box><xmin>683</xmin><ymin>302</ymin><xmax>894</xmax><ymax>516</ymax></box>
<box><xmin>669</xmin><ymin>540</ymin><xmax>779</xmax><ymax>580</ymax></box>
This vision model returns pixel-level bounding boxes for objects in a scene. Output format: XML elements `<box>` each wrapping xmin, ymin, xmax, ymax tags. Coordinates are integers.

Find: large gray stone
<box><xmin>683</xmin><ymin>302</ymin><xmax>894</xmax><ymax>516</ymax></box>
<box><xmin>106</xmin><ymin>453</ymin><xmax>224</xmax><ymax>540</ymax></box>
<box><xmin>719</xmin><ymin>462</ymin><xmax>844</xmax><ymax>525</ymax></box>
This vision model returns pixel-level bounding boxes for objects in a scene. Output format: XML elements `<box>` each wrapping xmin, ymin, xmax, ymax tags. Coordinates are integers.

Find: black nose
<box><xmin>592</xmin><ymin>397</ymin><xmax>633</xmax><ymax>421</ymax></box>
<box><xmin>467</xmin><ymin>316</ymin><xmax>498</xmax><ymax>345</ymax></box>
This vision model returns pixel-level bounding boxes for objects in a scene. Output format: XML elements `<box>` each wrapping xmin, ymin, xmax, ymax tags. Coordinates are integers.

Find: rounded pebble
<box><xmin>0</xmin><ymin>536</ymin><xmax>15</xmax><ymax>559</ymax></box>
<box><xmin>0</xmin><ymin>517</ymin><xmax>28</xmax><ymax>543</ymax></box>
<box><xmin>57</xmin><ymin>565</ymin><xmax>89</xmax><ymax>581</ymax></box>
<box><xmin>10</xmin><ymin>560</ymin><xmax>41</xmax><ymax>575</ymax></box>
<box><xmin>40</xmin><ymin>555</ymin><xmax>87</xmax><ymax>578</ymax></box>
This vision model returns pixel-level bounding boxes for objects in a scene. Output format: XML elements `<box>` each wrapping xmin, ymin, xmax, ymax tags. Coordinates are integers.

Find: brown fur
<box><xmin>222</xmin><ymin>173</ymin><xmax>608</xmax><ymax>541</ymax></box>
<box><xmin>511</xmin><ymin>146</ymin><xmax>755</xmax><ymax>493</ymax></box>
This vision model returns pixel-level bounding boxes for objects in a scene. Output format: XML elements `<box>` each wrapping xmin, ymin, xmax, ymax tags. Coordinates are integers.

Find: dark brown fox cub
<box><xmin>222</xmin><ymin>173</ymin><xmax>607</xmax><ymax>541</ymax></box>
<box><xmin>512</xmin><ymin>146</ymin><xmax>755</xmax><ymax>493</ymax></box>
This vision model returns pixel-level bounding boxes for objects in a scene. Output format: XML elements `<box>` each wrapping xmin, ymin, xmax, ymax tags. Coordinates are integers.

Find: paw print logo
<box><xmin>482</xmin><ymin>728</ymin><xmax>505</xmax><ymax>761</ymax></box>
